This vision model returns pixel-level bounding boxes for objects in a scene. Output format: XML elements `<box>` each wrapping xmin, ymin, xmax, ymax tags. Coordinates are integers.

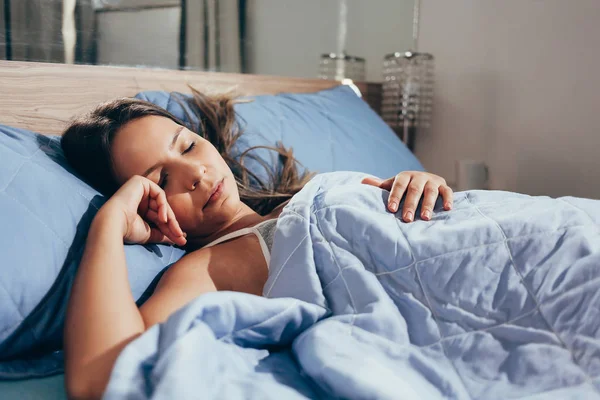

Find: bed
<box><xmin>0</xmin><ymin>61</ymin><xmax>383</xmax><ymax>135</ymax></box>
<box><xmin>2</xmin><ymin>61</ymin><xmax>599</xmax><ymax>400</ymax></box>
<box><xmin>0</xmin><ymin>60</ymin><xmax>415</xmax><ymax>399</ymax></box>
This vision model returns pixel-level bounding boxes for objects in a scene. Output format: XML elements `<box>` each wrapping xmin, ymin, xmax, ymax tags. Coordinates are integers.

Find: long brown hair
<box><xmin>61</xmin><ymin>87</ymin><xmax>314</xmax><ymax>215</ymax></box>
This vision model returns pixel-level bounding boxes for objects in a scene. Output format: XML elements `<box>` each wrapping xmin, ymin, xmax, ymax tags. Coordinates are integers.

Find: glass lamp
<box><xmin>382</xmin><ymin>51</ymin><xmax>434</xmax><ymax>151</ymax></box>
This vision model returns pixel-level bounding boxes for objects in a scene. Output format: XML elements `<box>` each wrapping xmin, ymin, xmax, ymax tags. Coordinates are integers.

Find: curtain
<box><xmin>2</xmin><ymin>0</ymin><xmax>94</xmax><ymax>64</ymax></box>
<box><xmin>2</xmin><ymin>0</ymin><xmax>243</xmax><ymax>71</ymax></box>
<box><xmin>185</xmin><ymin>0</ymin><xmax>242</xmax><ymax>73</ymax></box>
<box><xmin>1</xmin><ymin>2</ymin><xmax>6</xmax><ymax>59</ymax></box>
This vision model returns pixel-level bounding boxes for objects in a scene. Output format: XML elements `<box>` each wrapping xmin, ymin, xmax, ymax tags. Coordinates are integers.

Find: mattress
<box><xmin>0</xmin><ymin>375</ymin><xmax>66</xmax><ymax>400</ymax></box>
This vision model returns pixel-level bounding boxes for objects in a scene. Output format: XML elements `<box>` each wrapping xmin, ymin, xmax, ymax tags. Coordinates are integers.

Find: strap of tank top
<box><xmin>202</xmin><ymin>220</ymin><xmax>272</xmax><ymax>266</ymax></box>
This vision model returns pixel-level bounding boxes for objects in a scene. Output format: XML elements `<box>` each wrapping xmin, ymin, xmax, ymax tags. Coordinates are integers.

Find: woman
<box><xmin>60</xmin><ymin>89</ymin><xmax>453</xmax><ymax>399</ymax></box>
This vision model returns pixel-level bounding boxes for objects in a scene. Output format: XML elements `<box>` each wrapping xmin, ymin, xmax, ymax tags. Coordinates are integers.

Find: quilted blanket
<box><xmin>105</xmin><ymin>172</ymin><xmax>600</xmax><ymax>399</ymax></box>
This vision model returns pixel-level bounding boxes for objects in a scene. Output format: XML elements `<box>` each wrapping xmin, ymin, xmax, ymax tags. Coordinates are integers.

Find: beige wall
<box><xmin>416</xmin><ymin>0</ymin><xmax>600</xmax><ymax>199</ymax></box>
<box><xmin>246</xmin><ymin>0</ymin><xmax>414</xmax><ymax>82</ymax></box>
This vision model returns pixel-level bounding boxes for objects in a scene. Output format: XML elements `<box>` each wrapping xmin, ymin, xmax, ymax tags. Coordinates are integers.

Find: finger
<box><xmin>388</xmin><ymin>173</ymin><xmax>411</xmax><ymax>213</ymax></box>
<box><xmin>439</xmin><ymin>184</ymin><xmax>454</xmax><ymax>210</ymax></box>
<box><xmin>144</xmin><ymin>209</ymin><xmax>160</xmax><ymax>225</ymax></box>
<box><xmin>148</xmin><ymin>198</ymin><xmax>184</xmax><ymax>244</ymax></box>
<box><xmin>144</xmin><ymin>179</ymin><xmax>185</xmax><ymax>242</ymax></box>
<box><xmin>155</xmin><ymin>198</ymin><xmax>169</xmax><ymax>224</ymax></box>
<box><xmin>420</xmin><ymin>182</ymin><xmax>439</xmax><ymax>221</ymax></box>
<box><xmin>367</xmin><ymin>176</ymin><xmax>396</xmax><ymax>191</ymax></box>
<box><xmin>156</xmin><ymin>220</ymin><xmax>186</xmax><ymax>246</ymax></box>
<box><xmin>149</xmin><ymin>198</ymin><xmax>159</xmax><ymax>212</ymax></box>
<box><xmin>137</xmin><ymin>196</ymin><xmax>149</xmax><ymax>218</ymax></box>
<box><xmin>361</xmin><ymin>176</ymin><xmax>384</xmax><ymax>187</ymax></box>
<box><xmin>144</xmin><ymin>180</ymin><xmax>169</xmax><ymax>223</ymax></box>
<box><xmin>402</xmin><ymin>178</ymin><xmax>427</xmax><ymax>222</ymax></box>
<box><xmin>153</xmin><ymin>194</ymin><xmax>168</xmax><ymax>224</ymax></box>
<box><xmin>165</xmin><ymin>203</ymin><xmax>184</xmax><ymax>239</ymax></box>
<box><xmin>157</xmin><ymin>203</ymin><xmax>168</xmax><ymax>224</ymax></box>
<box><xmin>148</xmin><ymin>227</ymin><xmax>176</xmax><ymax>245</ymax></box>
<box><xmin>141</xmin><ymin>206</ymin><xmax>177</xmax><ymax>242</ymax></box>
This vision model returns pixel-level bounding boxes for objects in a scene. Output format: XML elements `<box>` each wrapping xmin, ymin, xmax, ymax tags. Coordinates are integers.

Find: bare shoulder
<box><xmin>140</xmin><ymin>235</ymin><xmax>268</xmax><ymax>327</ymax></box>
<box><xmin>138</xmin><ymin>247</ymin><xmax>216</xmax><ymax>327</ymax></box>
<box><xmin>159</xmin><ymin>234</ymin><xmax>262</xmax><ymax>292</ymax></box>
<box><xmin>155</xmin><ymin>246</ymin><xmax>213</xmax><ymax>290</ymax></box>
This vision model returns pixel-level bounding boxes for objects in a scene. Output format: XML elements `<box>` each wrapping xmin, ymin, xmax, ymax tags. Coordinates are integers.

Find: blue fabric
<box><xmin>0</xmin><ymin>126</ymin><xmax>186</xmax><ymax>379</ymax></box>
<box><xmin>136</xmin><ymin>85</ymin><xmax>424</xmax><ymax>179</ymax></box>
<box><xmin>106</xmin><ymin>172</ymin><xmax>600</xmax><ymax>399</ymax></box>
<box><xmin>0</xmin><ymin>86</ymin><xmax>421</xmax><ymax>383</ymax></box>
<box><xmin>0</xmin><ymin>374</ymin><xmax>66</xmax><ymax>400</ymax></box>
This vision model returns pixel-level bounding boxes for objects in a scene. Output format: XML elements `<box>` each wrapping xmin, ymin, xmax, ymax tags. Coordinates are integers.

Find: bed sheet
<box><xmin>0</xmin><ymin>374</ymin><xmax>66</xmax><ymax>400</ymax></box>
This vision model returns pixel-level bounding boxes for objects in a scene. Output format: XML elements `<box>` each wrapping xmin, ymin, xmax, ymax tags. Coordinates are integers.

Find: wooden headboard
<box><xmin>0</xmin><ymin>61</ymin><xmax>382</xmax><ymax>136</ymax></box>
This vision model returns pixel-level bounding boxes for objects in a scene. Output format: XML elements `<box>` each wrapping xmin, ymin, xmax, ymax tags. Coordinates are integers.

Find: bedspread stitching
<box><xmin>0</xmin><ymin>158</ymin><xmax>27</xmax><ymax>193</ymax></box>
<box><xmin>314</xmin><ymin>206</ymin><xmax>358</xmax><ymax>324</ymax></box>
<box><xmin>465</xmin><ymin>194</ymin><xmax>597</xmax><ymax>390</ymax></box>
<box><xmin>375</xmin><ymin>224</ymin><xmax>592</xmax><ymax>277</ymax></box>
<box><xmin>264</xmin><ymin>232</ymin><xmax>310</xmax><ymax>297</ymax></box>
<box><xmin>558</xmin><ymin>198</ymin><xmax>598</xmax><ymax>227</ymax></box>
<box><xmin>321</xmin><ymin>262</ymin><xmax>366</xmax><ymax>291</ymax></box>
<box><xmin>1</xmin><ymin>191</ymin><xmax>69</xmax><ymax>250</ymax></box>
<box><xmin>418</xmin><ymin>307</ymin><xmax>540</xmax><ymax>350</ymax></box>
<box><xmin>414</xmin><ymin>262</ymin><xmax>472</xmax><ymax>398</ymax></box>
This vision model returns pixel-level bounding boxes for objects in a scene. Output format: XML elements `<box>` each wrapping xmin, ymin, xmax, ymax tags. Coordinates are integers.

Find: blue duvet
<box><xmin>105</xmin><ymin>172</ymin><xmax>600</xmax><ymax>399</ymax></box>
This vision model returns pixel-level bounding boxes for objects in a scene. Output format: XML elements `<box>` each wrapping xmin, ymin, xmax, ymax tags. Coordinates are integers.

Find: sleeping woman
<box><xmin>60</xmin><ymin>89</ymin><xmax>453</xmax><ymax>399</ymax></box>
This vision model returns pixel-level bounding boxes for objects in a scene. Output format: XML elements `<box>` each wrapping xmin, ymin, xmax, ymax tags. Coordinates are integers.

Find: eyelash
<box><xmin>183</xmin><ymin>142</ymin><xmax>195</xmax><ymax>155</ymax></box>
<box><xmin>159</xmin><ymin>141</ymin><xmax>196</xmax><ymax>189</ymax></box>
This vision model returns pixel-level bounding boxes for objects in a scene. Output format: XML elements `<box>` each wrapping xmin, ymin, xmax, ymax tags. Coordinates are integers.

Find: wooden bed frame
<box><xmin>0</xmin><ymin>61</ymin><xmax>382</xmax><ymax>136</ymax></box>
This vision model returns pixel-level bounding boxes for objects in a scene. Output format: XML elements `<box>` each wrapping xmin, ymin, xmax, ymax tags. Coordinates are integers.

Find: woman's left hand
<box><xmin>362</xmin><ymin>171</ymin><xmax>453</xmax><ymax>222</ymax></box>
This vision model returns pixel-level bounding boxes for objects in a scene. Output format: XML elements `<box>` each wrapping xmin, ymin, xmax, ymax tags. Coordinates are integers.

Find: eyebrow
<box><xmin>142</xmin><ymin>125</ymin><xmax>184</xmax><ymax>178</ymax></box>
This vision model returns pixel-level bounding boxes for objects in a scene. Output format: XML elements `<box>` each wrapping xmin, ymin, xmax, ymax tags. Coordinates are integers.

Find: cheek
<box><xmin>166</xmin><ymin>195</ymin><xmax>196</xmax><ymax>232</ymax></box>
<box><xmin>226</xmin><ymin>176</ymin><xmax>240</xmax><ymax>201</ymax></box>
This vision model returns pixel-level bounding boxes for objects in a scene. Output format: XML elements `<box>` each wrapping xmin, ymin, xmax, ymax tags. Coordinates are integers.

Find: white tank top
<box><xmin>202</xmin><ymin>219</ymin><xmax>277</xmax><ymax>267</ymax></box>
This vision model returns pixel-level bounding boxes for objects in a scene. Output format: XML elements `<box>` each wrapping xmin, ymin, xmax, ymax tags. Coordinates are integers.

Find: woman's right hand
<box><xmin>97</xmin><ymin>175</ymin><xmax>187</xmax><ymax>246</ymax></box>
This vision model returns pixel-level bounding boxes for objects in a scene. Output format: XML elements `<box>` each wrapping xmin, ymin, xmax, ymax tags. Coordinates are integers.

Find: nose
<box><xmin>187</xmin><ymin>163</ymin><xmax>207</xmax><ymax>192</ymax></box>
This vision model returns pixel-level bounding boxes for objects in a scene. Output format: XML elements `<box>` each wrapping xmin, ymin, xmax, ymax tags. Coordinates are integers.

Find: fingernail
<box><xmin>183</xmin><ymin>232</ymin><xmax>187</xmax><ymax>238</ymax></box>
<box><xmin>422</xmin><ymin>210</ymin><xmax>431</xmax><ymax>220</ymax></box>
<box><xmin>445</xmin><ymin>202</ymin><xmax>452</xmax><ymax>210</ymax></box>
<box><xmin>389</xmin><ymin>201</ymin><xmax>398</xmax><ymax>212</ymax></box>
<box><xmin>404</xmin><ymin>211</ymin><xmax>413</xmax><ymax>222</ymax></box>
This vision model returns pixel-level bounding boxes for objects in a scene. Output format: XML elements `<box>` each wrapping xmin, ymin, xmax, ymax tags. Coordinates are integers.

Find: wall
<box><xmin>96</xmin><ymin>7</ymin><xmax>181</xmax><ymax>69</ymax></box>
<box><xmin>417</xmin><ymin>0</ymin><xmax>600</xmax><ymax>199</ymax></box>
<box><xmin>345</xmin><ymin>0</ymin><xmax>415</xmax><ymax>82</ymax></box>
<box><xmin>246</xmin><ymin>0</ymin><xmax>414</xmax><ymax>82</ymax></box>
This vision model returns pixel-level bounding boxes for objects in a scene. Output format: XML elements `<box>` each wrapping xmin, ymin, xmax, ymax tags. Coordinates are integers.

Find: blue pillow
<box><xmin>0</xmin><ymin>126</ymin><xmax>186</xmax><ymax>379</ymax></box>
<box><xmin>136</xmin><ymin>85</ymin><xmax>424</xmax><ymax>180</ymax></box>
<box><xmin>0</xmin><ymin>85</ymin><xmax>421</xmax><ymax>380</ymax></box>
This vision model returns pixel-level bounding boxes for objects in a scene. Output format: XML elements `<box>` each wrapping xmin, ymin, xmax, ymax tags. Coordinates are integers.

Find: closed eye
<box><xmin>159</xmin><ymin>142</ymin><xmax>195</xmax><ymax>189</ymax></box>
<box><xmin>183</xmin><ymin>142</ymin><xmax>195</xmax><ymax>155</ymax></box>
<box><xmin>159</xmin><ymin>172</ymin><xmax>168</xmax><ymax>189</ymax></box>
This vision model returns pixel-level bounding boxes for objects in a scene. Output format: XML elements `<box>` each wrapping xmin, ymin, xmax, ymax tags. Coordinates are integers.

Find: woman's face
<box><xmin>111</xmin><ymin>115</ymin><xmax>240</xmax><ymax>239</ymax></box>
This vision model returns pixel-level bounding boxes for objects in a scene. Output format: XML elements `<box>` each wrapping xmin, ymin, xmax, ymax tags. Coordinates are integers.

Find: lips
<box><xmin>203</xmin><ymin>178</ymin><xmax>224</xmax><ymax>209</ymax></box>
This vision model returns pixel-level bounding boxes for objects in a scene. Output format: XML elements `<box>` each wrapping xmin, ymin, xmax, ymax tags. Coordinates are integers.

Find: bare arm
<box><xmin>64</xmin><ymin>207</ymin><xmax>144</xmax><ymax>399</ymax></box>
<box><xmin>138</xmin><ymin>251</ymin><xmax>217</xmax><ymax>328</ymax></box>
<box><xmin>64</xmin><ymin>174</ymin><xmax>271</xmax><ymax>399</ymax></box>
<box><xmin>63</xmin><ymin>176</ymin><xmax>197</xmax><ymax>399</ymax></box>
